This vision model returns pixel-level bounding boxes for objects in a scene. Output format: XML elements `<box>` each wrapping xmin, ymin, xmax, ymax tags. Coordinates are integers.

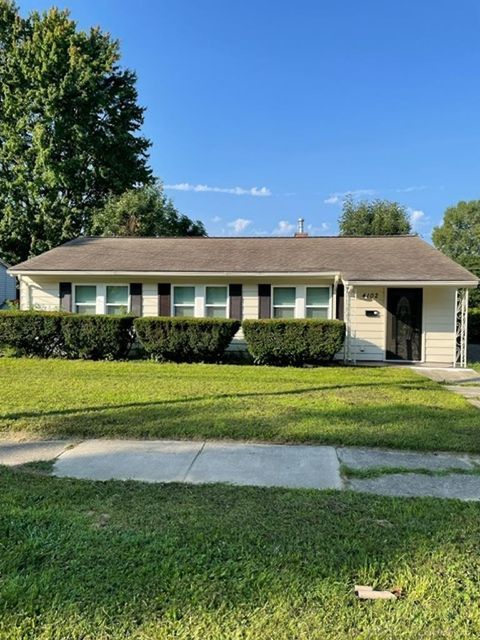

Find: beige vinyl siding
<box><xmin>19</xmin><ymin>275</ymin><xmax>460</xmax><ymax>365</ymax></box>
<box><xmin>20</xmin><ymin>276</ymin><xmax>60</xmax><ymax>311</ymax></box>
<box><xmin>423</xmin><ymin>286</ymin><xmax>456</xmax><ymax>364</ymax></box>
<box><xmin>348</xmin><ymin>286</ymin><xmax>386</xmax><ymax>361</ymax></box>
<box><xmin>142</xmin><ymin>283</ymin><xmax>159</xmax><ymax>317</ymax></box>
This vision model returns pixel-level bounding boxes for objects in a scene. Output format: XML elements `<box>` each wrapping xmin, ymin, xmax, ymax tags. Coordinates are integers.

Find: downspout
<box><xmin>343</xmin><ymin>280</ymin><xmax>355</xmax><ymax>363</ymax></box>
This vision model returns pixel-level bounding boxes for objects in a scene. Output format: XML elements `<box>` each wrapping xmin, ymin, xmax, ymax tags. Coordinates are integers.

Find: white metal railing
<box><xmin>455</xmin><ymin>288</ymin><xmax>469</xmax><ymax>367</ymax></box>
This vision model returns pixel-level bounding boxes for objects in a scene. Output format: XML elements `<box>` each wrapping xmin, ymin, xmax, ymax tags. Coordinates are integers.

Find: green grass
<box><xmin>341</xmin><ymin>464</ymin><xmax>480</xmax><ymax>480</ymax></box>
<box><xmin>1</xmin><ymin>357</ymin><xmax>480</xmax><ymax>451</ymax></box>
<box><xmin>0</xmin><ymin>466</ymin><xmax>479</xmax><ymax>639</ymax></box>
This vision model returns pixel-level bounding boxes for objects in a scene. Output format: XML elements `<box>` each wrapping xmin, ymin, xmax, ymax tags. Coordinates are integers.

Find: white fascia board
<box><xmin>345</xmin><ymin>280</ymin><xmax>479</xmax><ymax>287</ymax></box>
<box><xmin>9</xmin><ymin>270</ymin><xmax>342</xmax><ymax>278</ymax></box>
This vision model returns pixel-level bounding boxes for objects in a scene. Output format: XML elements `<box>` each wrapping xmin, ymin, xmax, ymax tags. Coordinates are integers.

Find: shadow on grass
<box><xmin>0</xmin><ymin>380</ymin><xmax>432</xmax><ymax>421</ymax></box>
<box><xmin>0</xmin><ymin>467</ymin><xmax>479</xmax><ymax>638</ymax></box>
<box><xmin>3</xmin><ymin>399</ymin><xmax>479</xmax><ymax>452</ymax></box>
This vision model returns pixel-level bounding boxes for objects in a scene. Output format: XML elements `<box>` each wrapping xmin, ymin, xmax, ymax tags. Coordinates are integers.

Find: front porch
<box><xmin>342</xmin><ymin>283</ymin><xmax>470</xmax><ymax>368</ymax></box>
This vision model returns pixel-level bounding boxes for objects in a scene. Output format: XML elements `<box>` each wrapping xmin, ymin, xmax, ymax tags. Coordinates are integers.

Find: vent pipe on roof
<box><xmin>295</xmin><ymin>218</ymin><xmax>309</xmax><ymax>237</ymax></box>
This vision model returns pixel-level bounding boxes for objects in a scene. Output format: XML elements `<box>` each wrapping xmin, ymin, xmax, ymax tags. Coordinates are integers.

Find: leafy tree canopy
<box><xmin>338</xmin><ymin>196</ymin><xmax>412</xmax><ymax>236</ymax></box>
<box><xmin>0</xmin><ymin>1</ymin><xmax>152</xmax><ymax>264</ymax></box>
<box><xmin>90</xmin><ymin>184</ymin><xmax>206</xmax><ymax>237</ymax></box>
<box><xmin>432</xmin><ymin>200</ymin><xmax>480</xmax><ymax>305</ymax></box>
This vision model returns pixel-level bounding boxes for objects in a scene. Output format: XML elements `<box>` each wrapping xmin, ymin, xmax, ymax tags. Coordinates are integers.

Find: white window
<box><xmin>74</xmin><ymin>285</ymin><xmax>97</xmax><ymax>314</ymax></box>
<box><xmin>273</xmin><ymin>287</ymin><xmax>296</xmax><ymax>318</ymax></box>
<box><xmin>205</xmin><ymin>286</ymin><xmax>228</xmax><ymax>318</ymax></box>
<box><xmin>106</xmin><ymin>285</ymin><xmax>129</xmax><ymax>315</ymax></box>
<box><xmin>305</xmin><ymin>287</ymin><xmax>330</xmax><ymax>318</ymax></box>
<box><xmin>173</xmin><ymin>286</ymin><xmax>196</xmax><ymax>317</ymax></box>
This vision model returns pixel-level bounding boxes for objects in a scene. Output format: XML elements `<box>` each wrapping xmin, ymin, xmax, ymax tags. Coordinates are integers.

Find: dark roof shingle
<box><xmin>9</xmin><ymin>235</ymin><xmax>478</xmax><ymax>282</ymax></box>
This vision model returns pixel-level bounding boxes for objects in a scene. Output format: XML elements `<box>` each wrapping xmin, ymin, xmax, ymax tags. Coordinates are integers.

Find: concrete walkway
<box><xmin>410</xmin><ymin>366</ymin><xmax>480</xmax><ymax>409</ymax></box>
<box><xmin>2</xmin><ymin>438</ymin><xmax>480</xmax><ymax>500</ymax></box>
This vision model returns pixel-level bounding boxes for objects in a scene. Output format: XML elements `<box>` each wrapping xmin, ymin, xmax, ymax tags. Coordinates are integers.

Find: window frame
<box><xmin>305</xmin><ymin>286</ymin><xmax>331</xmax><ymax>319</ymax></box>
<box><xmin>171</xmin><ymin>284</ymin><xmax>230</xmax><ymax>318</ymax></box>
<box><xmin>204</xmin><ymin>284</ymin><xmax>229</xmax><ymax>319</ymax></box>
<box><xmin>105</xmin><ymin>284</ymin><xmax>130</xmax><ymax>316</ymax></box>
<box><xmin>72</xmin><ymin>283</ymin><xmax>131</xmax><ymax>315</ymax></box>
<box><xmin>73</xmin><ymin>284</ymin><xmax>98</xmax><ymax>315</ymax></box>
<box><xmin>272</xmin><ymin>286</ymin><xmax>297</xmax><ymax>319</ymax></box>
<box><xmin>271</xmin><ymin>284</ymin><xmax>333</xmax><ymax>319</ymax></box>
<box><xmin>172</xmin><ymin>284</ymin><xmax>197</xmax><ymax>318</ymax></box>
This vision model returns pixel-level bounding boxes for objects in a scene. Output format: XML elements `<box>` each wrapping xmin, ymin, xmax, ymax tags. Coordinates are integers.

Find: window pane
<box><xmin>174</xmin><ymin>286</ymin><xmax>195</xmax><ymax>305</ymax></box>
<box><xmin>206</xmin><ymin>286</ymin><xmax>227</xmax><ymax>306</ymax></box>
<box><xmin>306</xmin><ymin>307</ymin><xmax>328</xmax><ymax>318</ymax></box>
<box><xmin>206</xmin><ymin>306</ymin><xmax>227</xmax><ymax>318</ymax></box>
<box><xmin>306</xmin><ymin>287</ymin><xmax>329</xmax><ymax>306</ymax></box>
<box><xmin>106</xmin><ymin>285</ymin><xmax>128</xmax><ymax>305</ymax></box>
<box><xmin>174</xmin><ymin>306</ymin><xmax>195</xmax><ymax>317</ymax></box>
<box><xmin>273</xmin><ymin>307</ymin><xmax>295</xmax><ymax>319</ymax></box>
<box><xmin>106</xmin><ymin>305</ymin><xmax>128</xmax><ymax>316</ymax></box>
<box><xmin>76</xmin><ymin>304</ymin><xmax>96</xmax><ymax>315</ymax></box>
<box><xmin>273</xmin><ymin>287</ymin><xmax>296</xmax><ymax>306</ymax></box>
<box><xmin>75</xmin><ymin>285</ymin><xmax>96</xmax><ymax>304</ymax></box>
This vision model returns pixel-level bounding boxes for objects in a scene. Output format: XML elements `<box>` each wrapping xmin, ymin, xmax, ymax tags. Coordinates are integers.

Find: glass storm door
<box><xmin>386</xmin><ymin>288</ymin><xmax>423</xmax><ymax>361</ymax></box>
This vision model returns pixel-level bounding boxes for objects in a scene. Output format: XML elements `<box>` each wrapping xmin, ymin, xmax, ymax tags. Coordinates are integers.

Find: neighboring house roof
<box><xmin>9</xmin><ymin>235</ymin><xmax>479</xmax><ymax>283</ymax></box>
<box><xmin>0</xmin><ymin>258</ymin><xmax>9</xmax><ymax>270</ymax></box>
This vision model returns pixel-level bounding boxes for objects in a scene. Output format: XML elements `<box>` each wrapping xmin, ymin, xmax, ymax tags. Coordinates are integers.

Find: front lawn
<box><xmin>0</xmin><ymin>358</ymin><xmax>479</xmax><ymax>452</ymax></box>
<box><xmin>0</xmin><ymin>466</ymin><xmax>479</xmax><ymax>639</ymax></box>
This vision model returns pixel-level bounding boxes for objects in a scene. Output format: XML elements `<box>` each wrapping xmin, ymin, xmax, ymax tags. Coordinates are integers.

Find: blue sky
<box><xmin>18</xmin><ymin>0</ymin><xmax>480</xmax><ymax>239</ymax></box>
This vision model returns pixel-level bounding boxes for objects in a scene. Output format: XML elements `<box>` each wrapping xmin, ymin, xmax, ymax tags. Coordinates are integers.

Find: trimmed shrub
<box><xmin>61</xmin><ymin>315</ymin><xmax>135</xmax><ymax>360</ymax></box>
<box><xmin>0</xmin><ymin>311</ymin><xmax>64</xmax><ymax>357</ymax></box>
<box><xmin>242</xmin><ymin>318</ymin><xmax>346</xmax><ymax>366</ymax></box>
<box><xmin>468</xmin><ymin>308</ymin><xmax>480</xmax><ymax>344</ymax></box>
<box><xmin>135</xmin><ymin>317</ymin><xmax>240</xmax><ymax>363</ymax></box>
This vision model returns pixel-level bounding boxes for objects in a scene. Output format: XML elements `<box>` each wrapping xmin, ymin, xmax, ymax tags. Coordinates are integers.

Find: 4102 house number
<box><xmin>362</xmin><ymin>292</ymin><xmax>379</xmax><ymax>300</ymax></box>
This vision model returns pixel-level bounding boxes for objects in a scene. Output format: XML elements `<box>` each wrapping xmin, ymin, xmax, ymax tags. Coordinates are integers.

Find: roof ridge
<box><xmin>77</xmin><ymin>234</ymin><xmax>419</xmax><ymax>240</ymax></box>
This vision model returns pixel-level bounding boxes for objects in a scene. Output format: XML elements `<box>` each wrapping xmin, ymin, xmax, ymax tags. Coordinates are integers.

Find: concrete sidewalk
<box><xmin>1</xmin><ymin>438</ymin><xmax>480</xmax><ymax>500</ymax></box>
<box><xmin>52</xmin><ymin>439</ymin><xmax>343</xmax><ymax>490</ymax></box>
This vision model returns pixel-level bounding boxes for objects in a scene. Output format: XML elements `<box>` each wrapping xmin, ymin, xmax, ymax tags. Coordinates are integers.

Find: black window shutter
<box><xmin>130</xmin><ymin>283</ymin><xmax>142</xmax><ymax>316</ymax></box>
<box><xmin>229</xmin><ymin>284</ymin><xmax>243</xmax><ymax>320</ymax></box>
<box><xmin>336</xmin><ymin>284</ymin><xmax>345</xmax><ymax>321</ymax></box>
<box><xmin>258</xmin><ymin>284</ymin><xmax>271</xmax><ymax>319</ymax></box>
<box><xmin>59</xmin><ymin>282</ymin><xmax>72</xmax><ymax>312</ymax></box>
<box><xmin>158</xmin><ymin>283</ymin><xmax>171</xmax><ymax>316</ymax></box>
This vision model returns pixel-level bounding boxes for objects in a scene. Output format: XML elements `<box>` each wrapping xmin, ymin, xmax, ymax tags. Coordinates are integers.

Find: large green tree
<box><xmin>90</xmin><ymin>184</ymin><xmax>206</xmax><ymax>237</ymax></box>
<box><xmin>432</xmin><ymin>200</ymin><xmax>480</xmax><ymax>305</ymax></box>
<box><xmin>0</xmin><ymin>1</ymin><xmax>152</xmax><ymax>264</ymax></box>
<box><xmin>338</xmin><ymin>196</ymin><xmax>412</xmax><ymax>236</ymax></box>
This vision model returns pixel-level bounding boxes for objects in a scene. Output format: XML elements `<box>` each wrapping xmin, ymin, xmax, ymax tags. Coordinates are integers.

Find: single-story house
<box><xmin>0</xmin><ymin>258</ymin><xmax>17</xmax><ymax>308</ymax></box>
<box><xmin>9</xmin><ymin>233</ymin><xmax>478</xmax><ymax>366</ymax></box>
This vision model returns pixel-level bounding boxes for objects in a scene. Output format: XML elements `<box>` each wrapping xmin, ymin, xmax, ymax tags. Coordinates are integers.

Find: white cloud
<box><xmin>165</xmin><ymin>183</ymin><xmax>271</xmax><ymax>197</ymax></box>
<box><xmin>408</xmin><ymin>208</ymin><xmax>427</xmax><ymax>230</ymax></box>
<box><xmin>272</xmin><ymin>220</ymin><xmax>296</xmax><ymax>236</ymax></box>
<box><xmin>324</xmin><ymin>189</ymin><xmax>376</xmax><ymax>205</ymax></box>
<box><xmin>324</xmin><ymin>195</ymin><xmax>341</xmax><ymax>205</ymax></box>
<box><xmin>211</xmin><ymin>215</ymin><xmax>222</xmax><ymax>223</ymax></box>
<box><xmin>396</xmin><ymin>185</ymin><xmax>428</xmax><ymax>193</ymax></box>
<box><xmin>227</xmin><ymin>218</ymin><xmax>252</xmax><ymax>234</ymax></box>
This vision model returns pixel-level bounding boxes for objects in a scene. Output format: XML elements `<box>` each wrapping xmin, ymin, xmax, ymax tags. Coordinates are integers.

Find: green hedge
<box><xmin>135</xmin><ymin>317</ymin><xmax>240</xmax><ymax>363</ymax></box>
<box><xmin>61</xmin><ymin>315</ymin><xmax>135</xmax><ymax>360</ymax></box>
<box><xmin>0</xmin><ymin>311</ymin><xmax>64</xmax><ymax>357</ymax></box>
<box><xmin>0</xmin><ymin>311</ymin><xmax>135</xmax><ymax>360</ymax></box>
<box><xmin>242</xmin><ymin>318</ymin><xmax>346</xmax><ymax>366</ymax></box>
<box><xmin>468</xmin><ymin>308</ymin><xmax>480</xmax><ymax>344</ymax></box>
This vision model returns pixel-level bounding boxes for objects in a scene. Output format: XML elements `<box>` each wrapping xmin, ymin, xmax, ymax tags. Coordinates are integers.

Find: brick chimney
<box><xmin>294</xmin><ymin>218</ymin><xmax>309</xmax><ymax>237</ymax></box>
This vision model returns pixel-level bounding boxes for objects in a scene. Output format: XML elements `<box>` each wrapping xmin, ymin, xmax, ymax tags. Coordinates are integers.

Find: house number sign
<box><xmin>362</xmin><ymin>292</ymin><xmax>379</xmax><ymax>300</ymax></box>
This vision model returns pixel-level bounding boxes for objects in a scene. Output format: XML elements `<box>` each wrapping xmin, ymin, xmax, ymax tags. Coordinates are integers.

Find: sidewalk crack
<box><xmin>182</xmin><ymin>441</ymin><xmax>206</xmax><ymax>482</ymax></box>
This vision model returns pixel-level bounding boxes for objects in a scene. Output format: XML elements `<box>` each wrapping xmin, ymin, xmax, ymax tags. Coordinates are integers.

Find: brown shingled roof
<box><xmin>9</xmin><ymin>235</ymin><xmax>478</xmax><ymax>283</ymax></box>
